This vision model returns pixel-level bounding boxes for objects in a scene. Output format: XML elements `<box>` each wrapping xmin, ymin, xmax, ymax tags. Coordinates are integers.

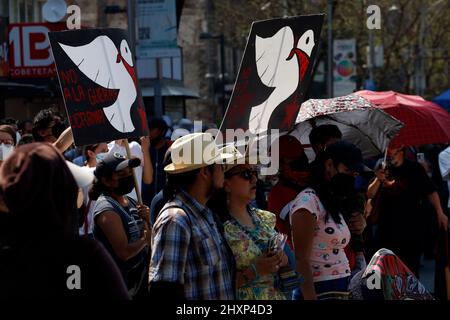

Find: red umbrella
<box><xmin>356</xmin><ymin>90</ymin><xmax>450</xmax><ymax>148</ymax></box>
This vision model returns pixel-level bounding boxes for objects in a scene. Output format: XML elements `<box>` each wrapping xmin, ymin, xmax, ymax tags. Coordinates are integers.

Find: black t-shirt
<box><xmin>377</xmin><ymin>160</ymin><xmax>436</xmax><ymax>244</ymax></box>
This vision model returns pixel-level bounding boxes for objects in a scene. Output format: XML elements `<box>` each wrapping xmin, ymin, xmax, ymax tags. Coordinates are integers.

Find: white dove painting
<box><xmin>249</xmin><ymin>27</ymin><xmax>315</xmax><ymax>134</ymax></box>
<box><xmin>219</xmin><ymin>15</ymin><xmax>324</xmax><ymax>137</ymax></box>
<box><xmin>58</xmin><ymin>35</ymin><xmax>137</xmax><ymax>133</ymax></box>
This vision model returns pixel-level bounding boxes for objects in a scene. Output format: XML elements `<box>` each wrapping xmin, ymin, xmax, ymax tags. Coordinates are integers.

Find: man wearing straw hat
<box><xmin>148</xmin><ymin>132</ymin><xmax>240</xmax><ymax>300</ymax></box>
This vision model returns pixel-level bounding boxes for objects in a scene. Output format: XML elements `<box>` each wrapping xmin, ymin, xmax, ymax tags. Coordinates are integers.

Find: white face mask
<box><xmin>0</xmin><ymin>143</ymin><xmax>14</xmax><ymax>161</ymax></box>
<box><xmin>96</xmin><ymin>152</ymin><xmax>108</xmax><ymax>162</ymax></box>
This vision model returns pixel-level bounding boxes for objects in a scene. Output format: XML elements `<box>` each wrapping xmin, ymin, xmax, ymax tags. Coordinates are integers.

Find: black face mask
<box><xmin>330</xmin><ymin>173</ymin><xmax>355</xmax><ymax>197</ymax></box>
<box><xmin>329</xmin><ymin>173</ymin><xmax>358</xmax><ymax>217</ymax></box>
<box><xmin>114</xmin><ymin>175</ymin><xmax>135</xmax><ymax>195</ymax></box>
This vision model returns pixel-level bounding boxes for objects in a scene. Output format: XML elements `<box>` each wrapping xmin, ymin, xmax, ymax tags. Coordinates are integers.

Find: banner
<box><xmin>220</xmin><ymin>15</ymin><xmax>324</xmax><ymax>136</ymax></box>
<box><xmin>8</xmin><ymin>22</ymin><xmax>66</xmax><ymax>79</ymax></box>
<box><xmin>49</xmin><ymin>28</ymin><xmax>149</xmax><ymax>146</ymax></box>
<box><xmin>333</xmin><ymin>39</ymin><xmax>357</xmax><ymax>97</ymax></box>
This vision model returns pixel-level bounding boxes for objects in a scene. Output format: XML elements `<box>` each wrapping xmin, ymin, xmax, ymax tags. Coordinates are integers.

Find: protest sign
<box><xmin>49</xmin><ymin>28</ymin><xmax>148</xmax><ymax>146</ymax></box>
<box><xmin>220</xmin><ymin>15</ymin><xmax>324</xmax><ymax>137</ymax></box>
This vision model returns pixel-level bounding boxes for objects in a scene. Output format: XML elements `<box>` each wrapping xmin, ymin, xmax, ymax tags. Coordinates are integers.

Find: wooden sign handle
<box><xmin>123</xmin><ymin>139</ymin><xmax>143</xmax><ymax>205</ymax></box>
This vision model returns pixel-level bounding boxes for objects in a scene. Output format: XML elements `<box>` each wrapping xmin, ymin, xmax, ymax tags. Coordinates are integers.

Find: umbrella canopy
<box><xmin>433</xmin><ymin>89</ymin><xmax>450</xmax><ymax>113</ymax></box>
<box><xmin>356</xmin><ymin>90</ymin><xmax>450</xmax><ymax>148</ymax></box>
<box><xmin>292</xmin><ymin>94</ymin><xmax>404</xmax><ymax>159</ymax></box>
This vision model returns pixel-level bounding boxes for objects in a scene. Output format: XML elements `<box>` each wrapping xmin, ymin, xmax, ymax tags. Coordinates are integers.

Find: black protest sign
<box><xmin>220</xmin><ymin>15</ymin><xmax>324</xmax><ymax>137</ymax></box>
<box><xmin>49</xmin><ymin>28</ymin><xmax>148</xmax><ymax>146</ymax></box>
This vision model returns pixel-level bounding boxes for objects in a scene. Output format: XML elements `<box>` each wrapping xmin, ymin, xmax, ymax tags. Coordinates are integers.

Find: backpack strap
<box><xmin>157</xmin><ymin>200</ymin><xmax>193</xmax><ymax>227</ymax></box>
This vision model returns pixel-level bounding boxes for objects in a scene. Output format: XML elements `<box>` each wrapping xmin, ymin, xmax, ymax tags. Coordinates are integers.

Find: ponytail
<box><xmin>88</xmin><ymin>179</ymin><xmax>107</xmax><ymax>201</ymax></box>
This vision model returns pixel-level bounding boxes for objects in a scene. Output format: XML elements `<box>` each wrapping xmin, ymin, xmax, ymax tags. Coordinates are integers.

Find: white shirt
<box><xmin>438</xmin><ymin>146</ymin><xmax>450</xmax><ymax>208</ymax></box>
<box><xmin>107</xmin><ymin>141</ymin><xmax>144</xmax><ymax>201</ymax></box>
<box><xmin>79</xmin><ymin>182</ymin><xmax>95</xmax><ymax>236</ymax></box>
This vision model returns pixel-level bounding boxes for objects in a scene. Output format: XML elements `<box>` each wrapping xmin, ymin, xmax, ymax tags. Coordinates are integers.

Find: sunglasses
<box><xmin>226</xmin><ymin>168</ymin><xmax>258</xmax><ymax>181</ymax></box>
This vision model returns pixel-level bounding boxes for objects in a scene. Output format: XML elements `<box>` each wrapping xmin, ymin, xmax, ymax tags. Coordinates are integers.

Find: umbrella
<box><xmin>291</xmin><ymin>94</ymin><xmax>404</xmax><ymax>159</ymax></box>
<box><xmin>356</xmin><ymin>90</ymin><xmax>450</xmax><ymax>148</ymax></box>
<box><xmin>433</xmin><ymin>89</ymin><xmax>450</xmax><ymax>113</ymax></box>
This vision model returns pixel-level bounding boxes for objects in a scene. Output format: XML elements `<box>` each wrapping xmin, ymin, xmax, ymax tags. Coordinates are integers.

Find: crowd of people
<box><xmin>0</xmin><ymin>108</ymin><xmax>449</xmax><ymax>300</ymax></box>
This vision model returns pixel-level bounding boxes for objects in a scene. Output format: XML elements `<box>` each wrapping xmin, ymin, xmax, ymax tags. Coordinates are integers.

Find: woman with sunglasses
<box><xmin>208</xmin><ymin>163</ymin><xmax>289</xmax><ymax>300</ymax></box>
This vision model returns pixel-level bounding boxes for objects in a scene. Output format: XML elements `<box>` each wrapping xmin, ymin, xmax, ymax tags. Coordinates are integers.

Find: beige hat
<box><xmin>222</xmin><ymin>141</ymin><xmax>271</xmax><ymax>172</ymax></box>
<box><xmin>164</xmin><ymin>133</ymin><xmax>240</xmax><ymax>174</ymax></box>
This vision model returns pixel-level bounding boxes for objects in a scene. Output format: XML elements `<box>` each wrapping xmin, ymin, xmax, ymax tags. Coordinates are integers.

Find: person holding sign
<box><xmin>90</xmin><ymin>153</ymin><xmax>151</xmax><ymax>299</ymax></box>
<box><xmin>107</xmin><ymin>138</ymin><xmax>153</xmax><ymax>203</ymax></box>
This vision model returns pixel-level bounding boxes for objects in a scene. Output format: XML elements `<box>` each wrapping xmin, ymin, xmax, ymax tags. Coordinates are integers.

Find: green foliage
<box><xmin>212</xmin><ymin>0</ymin><xmax>449</xmax><ymax>99</ymax></box>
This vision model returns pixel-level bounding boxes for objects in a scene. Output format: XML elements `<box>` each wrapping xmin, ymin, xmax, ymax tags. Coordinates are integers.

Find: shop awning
<box><xmin>141</xmin><ymin>81</ymin><xmax>200</xmax><ymax>99</ymax></box>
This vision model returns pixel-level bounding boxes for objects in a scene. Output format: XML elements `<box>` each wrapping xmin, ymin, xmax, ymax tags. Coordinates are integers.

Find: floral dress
<box><xmin>223</xmin><ymin>208</ymin><xmax>287</xmax><ymax>300</ymax></box>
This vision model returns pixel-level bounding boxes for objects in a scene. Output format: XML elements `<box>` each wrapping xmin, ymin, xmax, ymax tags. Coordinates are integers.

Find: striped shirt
<box><xmin>149</xmin><ymin>190</ymin><xmax>235</xmax><ymax>300</ymax></box>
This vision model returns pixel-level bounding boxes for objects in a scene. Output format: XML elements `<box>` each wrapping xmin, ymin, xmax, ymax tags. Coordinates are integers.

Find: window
<box><xmin>9</xmin><ymin>0</ymin><xmax>47</xmax><ymax>23</ymax></box>
<box><xmin>0</xmin><ymin>0</ymin><xmax>9</xmax><ymax>15</ymax></box>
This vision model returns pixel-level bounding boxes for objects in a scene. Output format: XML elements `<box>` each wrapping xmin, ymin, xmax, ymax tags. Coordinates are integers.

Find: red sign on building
<box><xmin>0</xmin><ymin>17</ymin><xmax>8</xmax><ymax>77</ymax></box>
<box><xmin>8</xmin><ymin>22</ymin><xmax>66</xmax><ymax>79</ymax></box>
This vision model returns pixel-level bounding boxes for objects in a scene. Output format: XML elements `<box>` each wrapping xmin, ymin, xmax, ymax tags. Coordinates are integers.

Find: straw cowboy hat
<box><xmin>221</xmin><ymin>140</ymin><xmax>272</xmax><ymax>172</ymax></box>
<box><xmin>164</xmin><ymin>132</ymin><xmax>241</xmax><ymax>174</ymax></box>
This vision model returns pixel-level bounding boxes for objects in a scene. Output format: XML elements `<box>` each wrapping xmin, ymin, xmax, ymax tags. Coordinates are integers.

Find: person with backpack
<box><xmin>149</xmin><ymin>133</ymin><xmax>238</xmax><ymax>300</ymax></box>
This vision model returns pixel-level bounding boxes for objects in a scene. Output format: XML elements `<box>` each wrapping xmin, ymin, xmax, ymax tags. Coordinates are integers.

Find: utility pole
<box><xmin>127</xmin><ymin>0</ymin><xmax>136</xmax><ymax>53</ymax></box>
<box><xmin>368</xmin><ymin>26</ymin><xmax>375</xmax><ymax>82</ymax></box>
<box><xmin>154</xmin><ymin>58</ymin><xmax>163</xmax><ymax>117</ymax></box>
<box><xmin>219</xmin><ymin>35</ymin><xmax>226</xmax><ymax>116</ymax></box>
<box><xmin>327</xmin><ymin>0</ymin><xmax>333</xmax><ymax>98</ymax></box>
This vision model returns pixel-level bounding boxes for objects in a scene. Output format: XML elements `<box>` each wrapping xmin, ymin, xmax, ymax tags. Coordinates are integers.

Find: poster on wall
<box><xmin>333</xmin><ymin>39</ymin><xmax>357</xmax><ymax>97</ymax></box>
<box><xmin>8</xmin><ymin>22</ymin><xmax>66</xmax><ymax>78</ymax></box>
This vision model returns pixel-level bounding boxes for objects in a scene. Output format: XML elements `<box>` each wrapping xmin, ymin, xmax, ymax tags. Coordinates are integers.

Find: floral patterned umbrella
<box><xmin>291</xmin><ymin>94</ymin><xmax>404</xmax><ymax>159</ymax></box>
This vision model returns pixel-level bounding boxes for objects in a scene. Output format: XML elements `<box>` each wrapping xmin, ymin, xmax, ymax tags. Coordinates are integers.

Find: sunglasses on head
<box><xmin>226</xmin><ymin>168</ymin><xmax>258</xmax><ymax>181</ymax></box>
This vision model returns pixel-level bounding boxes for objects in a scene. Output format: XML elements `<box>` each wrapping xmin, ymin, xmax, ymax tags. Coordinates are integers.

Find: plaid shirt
<box><xmin>149</xmin><ymin>190</ymin><xmax>235</xmax><ymax>300</ymax></box>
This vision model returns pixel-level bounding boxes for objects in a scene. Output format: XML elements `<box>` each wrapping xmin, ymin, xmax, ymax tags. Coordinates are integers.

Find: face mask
<box><xmin>0</xmin><ymin>144</ymin><xmax>14</xmax><ymax>161</ymax></box>
<box><xmin>96</xmin><ymin>152</ymin><xmax>107</xmax><ymax>162</ymax></box>
<box><xmin>329</xmin><ymin>173</ymin><xmax>356</xmax><ymax>199</ymax></box>
<box><xmin>330</xmin><ymin>172</ymin><xmax>358</xmax><ymax>217</ymax></box>
<box><xmin>114</xmin><ymin>175</ymin><xmax>135</xmax><ymax>195</ymax></box>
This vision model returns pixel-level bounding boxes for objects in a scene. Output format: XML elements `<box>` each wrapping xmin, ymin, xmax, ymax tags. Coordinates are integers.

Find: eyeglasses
<box><xmin>226</xmin><ymin>168</ymin><xmax>258</xmax><ymax>181</ymax></box>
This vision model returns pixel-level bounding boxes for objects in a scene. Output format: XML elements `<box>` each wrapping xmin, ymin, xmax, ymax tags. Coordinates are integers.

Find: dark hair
<box><xmin>309</xmin><ymin>125</ymin><xmax>342</xmax><ymax>150</ymax></box>
<box><xmin>309</xmin><ymin>150</ymin><xmax>342</xmax><ymax>224</ymax></box>
<box><xmin>206</xmin><ymin>188</ymin><xmax>231</xmax><ymax>223</ymax></box>
<box><xmin>0</xmin><ymin>125</ymin><xmax>17</xmax><ymax>146</ymax></box>
<box><xmin>148</xmin><ymin>117</ymin><xmax>168</xmax><ymax>134</ymax></box>
<box><xmin>18</xmin><ymin>120</ymin><xmax>32</xmax><ymax>132</ymax></box>
<box><xmin>84</xmin><ymin>144</ymin><xmax>99</xmax><ymax>161</ymax></box>
<box><xmin>3</xmin><ymin>118</ymin><xmax>18</xmax><ymax>127</ymax></box>
<box><xmin>32</xmin><ymin>108</ymin><xmax>56</xmax><ymax>141</ymax></box>
<box><xmin>163</xmin><ymin>165</ymin><xmax>214</xmax><ymax>201</ymax></box>
<box><xmin>18</xmin><ymin>134</ymin><xmax>34</xmax><ymax>146</ymax></box>
<box><xmin>88</xmin><ymin>179</ymin><xmax>108</xmax><ymax>201</ymax></box>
